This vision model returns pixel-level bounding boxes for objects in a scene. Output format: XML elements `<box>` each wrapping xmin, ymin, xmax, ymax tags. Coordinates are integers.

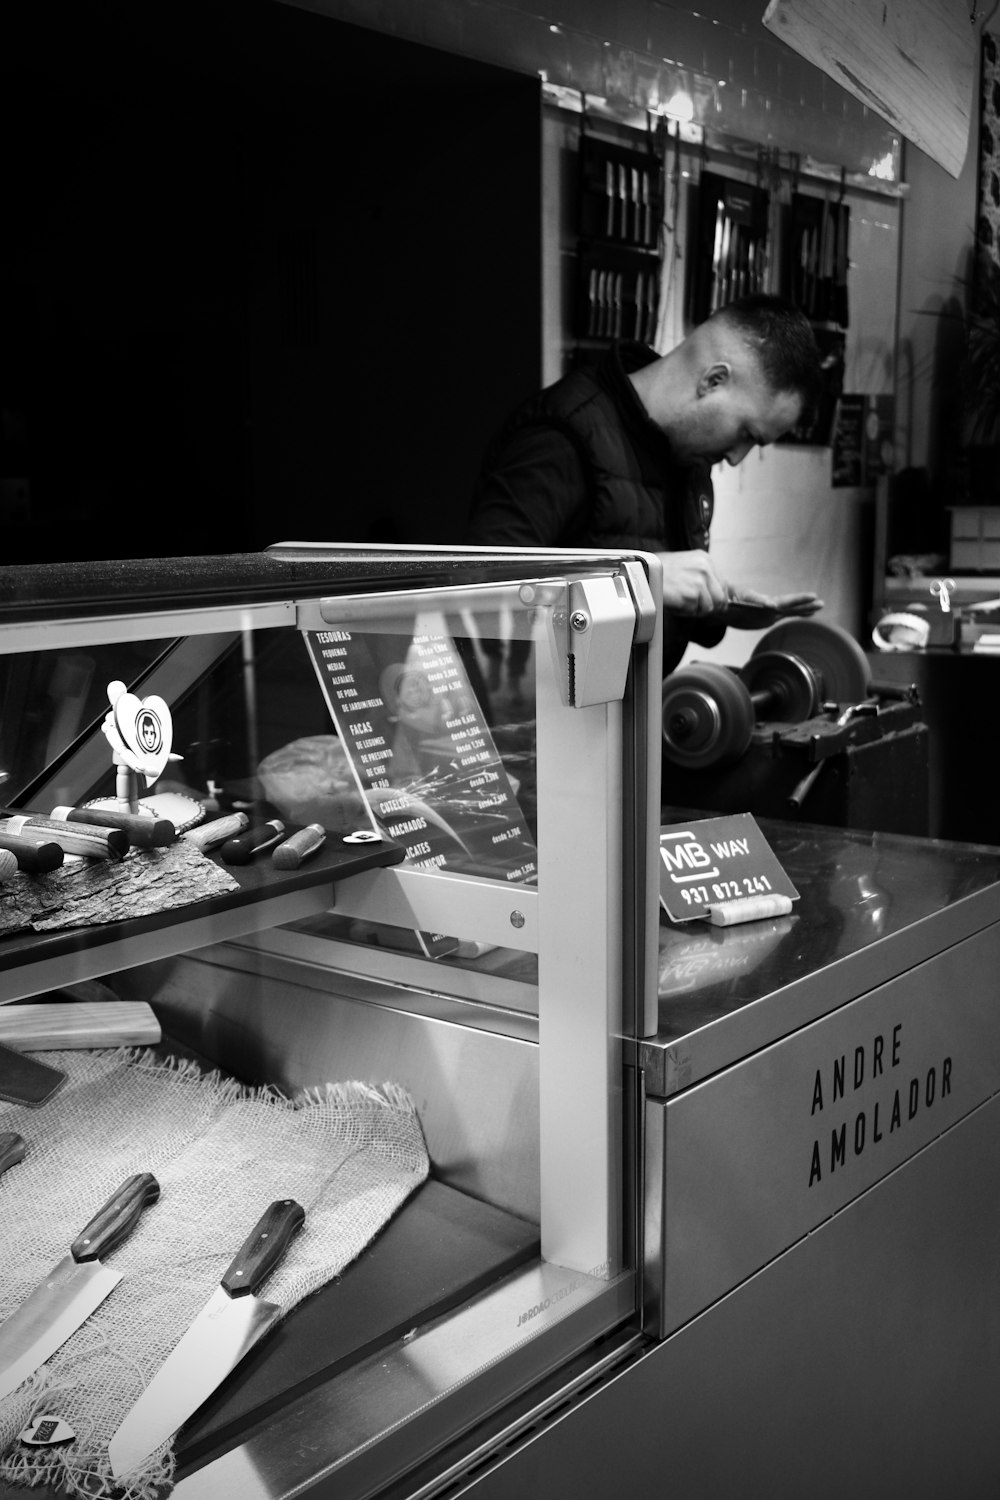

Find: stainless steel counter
<box><xmin>643</xmin><ymin>815</ymin><xmax>1000</xmax><ymax>1095</ymax></box>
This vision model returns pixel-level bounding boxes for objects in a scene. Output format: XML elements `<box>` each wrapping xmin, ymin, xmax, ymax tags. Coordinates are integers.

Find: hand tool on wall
<box><xmin>635</xmin><ymin>270</ymin><xmax>646</xmax><ymax>340</ymax></box>
<box><xmin>605</xmin><ymin>158</ymin><xmax>615</xmax><ymax>238</ymax></box>
<box><xmin>797</xmin><ymin>223</ymin><xmax>810</xmax><ymax>308</ymax></box>
<box><xmin>108</xmin><ymin>1198</ymin><xmax>306</xmax><ymax>1477</ymax></box>
<box><xmin>586</xmin><ymin>266</ymin><xmax>598</xmax><ymax>335</ymax></box>
<box><xmin>617</xmin><ymin>163</ymin><xmax>627</xmax><ymax>241</ymax></box>
<box><xmin>0</xmin><ymin>1174</ymin><xmax>160</xmax><ymax>1401</ymax></box>
<box><xmin>710</xmin><ymin>199</ymin><xmax>725</xmax><ymax>311</ymax></box>
<box><xmin>645</xmin><ymin>268</ymin><xmax>659</xmax><ymax>343</ymax></box>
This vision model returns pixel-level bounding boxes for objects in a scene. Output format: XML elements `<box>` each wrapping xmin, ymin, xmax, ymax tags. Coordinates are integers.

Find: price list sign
<box><xmin>659</xmin><ymin>812</ymin><xmax>798</xmax><ymax>923</ymax></box>
<box><xmin>304</xmin><ymin>625</ymin><xmax>537</xmax><ymax>887</ymax></box>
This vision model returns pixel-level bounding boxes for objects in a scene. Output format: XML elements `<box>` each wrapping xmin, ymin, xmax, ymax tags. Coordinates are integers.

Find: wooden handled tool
<box><xmin>182</xmin><ymin>812</ymin><xmax>250</xmax><ymax>852</ymax></box>
<box><xmin>0</xmin><ymin>832</ymin><xmax>64</xmax><ymax>874</ymax></box>
<box><xmin>0</xmin><ymin>814</ymin><xmax>127</xmax><ymax>862</ymax></box>
<box><xmin>272</xmin><ymin>823</ymin><xmax>326</xmax><ymax>870</ymax></box>
<box><xmin>50</xmin><ymin>805</ymin><xmax>176</xmax><ymax>848</ymax></box>
<box><xmin>220</xmin><ymin>819</ymin><xmax>286</xmax><ymax>865</ymax></box>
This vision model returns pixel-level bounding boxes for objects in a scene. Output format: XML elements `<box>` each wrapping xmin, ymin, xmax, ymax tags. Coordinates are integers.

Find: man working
<box><xmin>467</xmin><ymin>294</ymin><xmax>825</xmax><ymax>675</ymax></box>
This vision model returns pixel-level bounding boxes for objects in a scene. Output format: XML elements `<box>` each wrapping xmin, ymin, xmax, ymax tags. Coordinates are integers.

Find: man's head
<box><xmin>631</xmin><ymin>294</ymin><xmax>822</xmax><ymax>466</ymax></box>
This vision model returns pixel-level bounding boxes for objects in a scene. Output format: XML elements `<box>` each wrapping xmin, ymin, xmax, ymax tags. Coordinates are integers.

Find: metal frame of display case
<box><xmin>0</xmin><ymin>544</ymin><xmax>664</xmax><ymax>1500</ymax></box>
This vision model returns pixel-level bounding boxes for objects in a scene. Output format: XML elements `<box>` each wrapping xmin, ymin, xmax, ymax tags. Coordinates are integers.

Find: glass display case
<box><xmin>0</xmin><ymin>543</ymin><xmax>662</xmax><ymax>1500</ymax></box>
<box><xmin>3</xmin><ymin>543</ymin><xmax>1000</xmax><ymax>1500</ymax></box>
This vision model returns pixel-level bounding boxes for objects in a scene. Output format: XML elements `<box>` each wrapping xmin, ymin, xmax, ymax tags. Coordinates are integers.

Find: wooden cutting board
<box><xmin>762</xmin><ymin>0</ymin><xmax>976</xmax><ymax>178</ymax></box>
<box><xmin>0</xmin><ymin>1001</ymin><xmax>161</xmax><ymax>1050</ymax></box>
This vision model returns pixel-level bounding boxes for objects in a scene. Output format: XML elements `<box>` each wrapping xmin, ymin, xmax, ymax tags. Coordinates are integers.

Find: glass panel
<box><xmin>0</xmin><ymin>640</ymin><xmax>167</xmax><ymax>804</ymax></box>
<box><xmin>0</xmin><ymin>564</ymin><xmax>639</xmax><ymax>1493</ymax></box>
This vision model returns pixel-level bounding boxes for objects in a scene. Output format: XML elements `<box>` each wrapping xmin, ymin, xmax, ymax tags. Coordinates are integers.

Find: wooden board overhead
<box><xmin>762</xmin><ymin>0</ymin><xmax>977</xmax><ymax>177</ymax></box>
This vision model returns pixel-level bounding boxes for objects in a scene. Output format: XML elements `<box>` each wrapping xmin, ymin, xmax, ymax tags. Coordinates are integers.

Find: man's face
<box><xmin>673</xmin><ymin>362</ymin><xmax>802</xmax><ymax>467</ymax></box>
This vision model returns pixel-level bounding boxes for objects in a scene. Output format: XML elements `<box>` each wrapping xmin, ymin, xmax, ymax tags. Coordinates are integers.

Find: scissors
<box><xmin>930</xmin><ymin>578</ymin><xmax>957</xmax><ymax>613</ymax></box>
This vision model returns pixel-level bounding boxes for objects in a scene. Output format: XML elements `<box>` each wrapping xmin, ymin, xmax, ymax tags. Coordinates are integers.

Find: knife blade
<box><xmin>108</xmin><ymin>1197</ymin><xmax>305</xmax><ymax>1477</ymax></box>
<box><xmin>0</xmin><ymin>1132</ymin><xmax>26</xmax><ymax>1179</ymax></box>
<box><xmin>709</xmin><ymin>198</ymin><xmax>724</xmax><ymax>312</ymax></box>
<box><xmin>0</xmin><ymin>1173</ymin><xmax>160</xmax><ymax>1401</ymax></box>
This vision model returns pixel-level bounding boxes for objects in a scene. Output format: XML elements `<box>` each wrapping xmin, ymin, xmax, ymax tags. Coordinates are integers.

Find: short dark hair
<box><xmin>711</xmin><ymin>294</ymin><xmax>823</xmax><ymax>417</ymax></box>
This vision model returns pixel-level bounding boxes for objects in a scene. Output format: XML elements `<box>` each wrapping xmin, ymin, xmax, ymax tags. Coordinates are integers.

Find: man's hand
<box><xmin>656</xmin><ymin>550</ymin><xmax>731</xmax><ymax>615</ymax></box>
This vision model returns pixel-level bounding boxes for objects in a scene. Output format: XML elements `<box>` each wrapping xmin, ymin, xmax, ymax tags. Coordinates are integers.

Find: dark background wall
<box><xmin>0</xmin><ymin>0</ymin><xmax>542</xmax><ymax>563</ymax></box>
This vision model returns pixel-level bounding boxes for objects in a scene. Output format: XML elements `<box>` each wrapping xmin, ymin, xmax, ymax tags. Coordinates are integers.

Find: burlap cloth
<box><xmin>0</xmin><ymin>1048</ymin><xmax>428</xmax><ymax>1499</ymax></box>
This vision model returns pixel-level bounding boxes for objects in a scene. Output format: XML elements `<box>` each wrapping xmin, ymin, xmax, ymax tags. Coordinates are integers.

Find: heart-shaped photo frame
<box><xmin>111</xmin><ymin>689</ymin><xmax>173</xmax><ymax>785</ymax></box>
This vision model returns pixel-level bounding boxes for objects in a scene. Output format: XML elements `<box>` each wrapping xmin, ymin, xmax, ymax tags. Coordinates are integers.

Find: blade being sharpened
<box><xmin>108</xmin><ymin>1197</ymin><xmax>305</xmax><ymax>1477</ymax></box>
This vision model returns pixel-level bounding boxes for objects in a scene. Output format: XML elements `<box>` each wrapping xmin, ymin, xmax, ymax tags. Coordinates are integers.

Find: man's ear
<box><xmin>696</xmin><ymin>361</ymin><xmax>731</xmax><ymax>397</ymax></box>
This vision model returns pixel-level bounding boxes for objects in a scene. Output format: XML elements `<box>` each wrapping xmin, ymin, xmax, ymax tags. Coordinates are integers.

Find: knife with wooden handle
<box><xmin>272</xmin><ymin>823</ymin><xmax>326</xmax><ymax>870</ymax></box>
<box><xmin>0</xmin><ymin>831</ymin><xmax>64</xmax><ymax>873</ymax></box>
<box><xmin>0</xmin><ymin>1173</ymin><xmax>160</xmax><ymax>1401</ymax></box>
<box><xmin>0</xmin><ymin>814</ymin><xmax>127</xmax><ymax>862</ymax></box>
<box><xmin>50</xmin><ymin>805</ymin><xmax>176</xmax><ymax>849</ymax></box>
<box><xmin>0</xmin><ymin>1133</ymin><xmax>26</xmax><ymax>1180</ymax></box>
<box><xmin>108</xmin><ymin>1198</ymin><xmax>305</xmax><ymax>1476</ymax></box>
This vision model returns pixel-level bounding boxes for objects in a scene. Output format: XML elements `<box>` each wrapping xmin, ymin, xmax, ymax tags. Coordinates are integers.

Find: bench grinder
<box><xmin>661</xmin><ymin>620</ymin><xmax>929</xmax><ymax>836</ymax></box>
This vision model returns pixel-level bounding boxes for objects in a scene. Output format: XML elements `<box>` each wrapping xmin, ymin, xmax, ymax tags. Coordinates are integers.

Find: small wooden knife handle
<box><xmin>221</xmin><ymin>1198</ymin><xmax>305</xmax><ymax>1297</ymax></box>
<box><xmin>272</xmin><ymin>823</ymin><xmax>326</xmax><ymax>870</ymax></box>
<box><xmin>220</xmin><ymin>820</ymin><xmax>285</xmax><ymax>866</ymax></box>
<box><xmin>1</xmin><ymin>816</ymin><xmax>128</xmax><ymax>861</ymax></box>
<box><xmin>0</xmin><ymin>833</ymin><xmax>64</xmax><ymax>873</ymax></box>
<box><xmin>51</xmin><ymin>806</ymin><xmax>176</xmax><ymax>848</ymax></box>
<box><xmin>0</xmin><ymin>1132</ymin><xmax>26</xmax><ymax>1179</ymax></box>
<box><xmin>71</xmin><ymin>1173</ymin><xmax>161</xmax><ymax>1262</ymax></box>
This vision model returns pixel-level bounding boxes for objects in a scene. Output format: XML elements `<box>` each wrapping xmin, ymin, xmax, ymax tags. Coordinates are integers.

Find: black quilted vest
<box><xmin>494</xmin><ymin>342</ymin><xmax>722</xmax><ymax>669</ymax></box>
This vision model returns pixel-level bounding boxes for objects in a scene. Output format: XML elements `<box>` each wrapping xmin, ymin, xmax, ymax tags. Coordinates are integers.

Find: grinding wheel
<box><xmin>751</xmin><ymin>619</ymin><xmax>871</xmax><ymax>704</ymax></box>
<box><xmin>662</xmin><ymin>663</ymin><xmax>754</xmax><ymax>768</ymax></box>
<box><xmin>741</xmin><ymin>650</ymin><xmax>819</xmax><ymax>722</ymax></box>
